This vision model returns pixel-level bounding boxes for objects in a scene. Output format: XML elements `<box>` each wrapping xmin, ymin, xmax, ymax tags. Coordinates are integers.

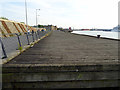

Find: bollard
<box><xmin>0</xmin><ymin>37</ymin><xmax>7</xmax><ymax>59</ymax></box>
<box><xmin>97</xmin><ymin>35</ymin><xmax>101</xmax><ymax>39</ymax></box>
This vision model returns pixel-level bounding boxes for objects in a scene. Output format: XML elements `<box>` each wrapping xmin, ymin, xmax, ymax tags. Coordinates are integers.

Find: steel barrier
<box><xmin>0</xmin><ymin>30</ymin><xmax>51</xmax><ymax>59</ymax></box>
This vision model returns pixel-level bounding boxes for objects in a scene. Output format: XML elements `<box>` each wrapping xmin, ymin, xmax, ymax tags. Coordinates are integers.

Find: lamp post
<box><xmin>25</xmin><ymin>0</ymin><xmax>30</xmax><ymax>45</ymax></box>
<box><xmin>25</xmin><ymin>0</ymin><xmax>28</xmax><ymax>28</ymax></box>
<box><xmin>36</xmin><ymin>9</ymin><xmax>40</xmax><ymax>30</ymax></box>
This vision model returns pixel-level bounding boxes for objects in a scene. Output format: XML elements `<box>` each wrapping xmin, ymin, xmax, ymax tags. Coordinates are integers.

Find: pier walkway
<box><xmin>2</xmin><ymin>30</ymin><xmax>119</xmax><ymax>89</ymax></box>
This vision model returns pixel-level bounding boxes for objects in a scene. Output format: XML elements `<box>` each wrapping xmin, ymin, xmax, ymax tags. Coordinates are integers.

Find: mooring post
<box><xmin>97</xmin><ymin>35</ymin><xmax>101</xmax><ymax>39</ymax></box>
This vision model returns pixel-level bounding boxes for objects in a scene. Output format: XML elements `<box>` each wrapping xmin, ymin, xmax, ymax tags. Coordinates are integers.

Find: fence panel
<box><xmin>0</xmin><ymin>30</ymin><xmax>51</xmax><ymax>59</ymax></box>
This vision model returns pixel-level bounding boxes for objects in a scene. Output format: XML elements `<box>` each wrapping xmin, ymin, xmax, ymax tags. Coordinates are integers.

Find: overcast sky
<box><xmin>0</xmin><ymin>0</ymin><xmax>119</xmax><ymax>29</ymax></box>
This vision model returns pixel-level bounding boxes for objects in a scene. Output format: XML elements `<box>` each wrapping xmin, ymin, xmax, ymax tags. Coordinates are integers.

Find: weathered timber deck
<box><xmin>2</xmin><ymin>31</ymin><xmax>119</xmax><ymax>89</ymax></box>
<box><xmin>5</xmin><ymin>30</ymin><xmax>118</xmax><ymax>65</ymax></box>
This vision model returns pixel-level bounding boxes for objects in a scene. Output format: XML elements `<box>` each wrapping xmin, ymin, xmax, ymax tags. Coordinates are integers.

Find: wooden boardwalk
<box><xmin>5</xmin><ymin>30</ymin><xmax>118</xmax><ymax>65</ymax></box>
<box><xmin>2</xmin><ymin>31</ymin><xmax>119</xmax><ymax>89</ymax></box>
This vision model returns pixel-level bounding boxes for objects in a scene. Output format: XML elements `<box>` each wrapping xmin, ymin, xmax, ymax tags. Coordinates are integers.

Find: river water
<box><xmin>71</xmin><ymin>31</ymin><xmax>119</xmax><ymax>40</ymax></box>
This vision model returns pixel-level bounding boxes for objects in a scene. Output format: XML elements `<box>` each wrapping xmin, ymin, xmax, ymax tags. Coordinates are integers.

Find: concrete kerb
<box><xmin>2</xmin><ymin>31</ymin><xmax>53</xmax><ymax>64</ymax></box>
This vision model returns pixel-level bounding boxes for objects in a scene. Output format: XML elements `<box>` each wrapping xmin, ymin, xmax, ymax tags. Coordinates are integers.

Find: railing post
<box><xmin>15</xmin><ymin>33</ymin><xmax>22</xmax><ymax>51</ymax></box>
<box><xmin>0</xmin><ymin>37</ymin><xmax>7</xmax><ymax>59</ymax></box>
<box><xmin>32</xmin><ymin>33</ymin><xmax>34</xmax><ymax>42</ymax></box>
<box><xmin>25</xmin><ymin>33</ymin><xmax>30</xmax><ymax>45</ymax></box>
<box><xmin>37</xmin><ymin>31</ymin><xmax>40</xmax><ymax>39</ymax></box>
<box><xmin>35</xmin><ymin>32</ymin><xmax>38</xmax><ymax>40</ymax></box>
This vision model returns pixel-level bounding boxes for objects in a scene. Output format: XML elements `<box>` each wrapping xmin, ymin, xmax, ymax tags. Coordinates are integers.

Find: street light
<box><xmin>25</xmin><ymin>0</ymin><xmax>28</xmax><ymax>29</ymax></box>
<box><xmin>25</xmin><ymin>0</ymin><xmax>30</xmax><ymax>45</ymax></box>
<box><xmin>36</xmin><ymin>9</ymin><xmax>40</xmax><ymax>30</ymax></box>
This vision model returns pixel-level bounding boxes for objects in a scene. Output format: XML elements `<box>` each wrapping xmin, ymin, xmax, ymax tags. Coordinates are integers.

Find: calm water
<box><xmin>71</xmin><ymin>31</ymin><xmax>119</xmax><ymax>40</ymax></box>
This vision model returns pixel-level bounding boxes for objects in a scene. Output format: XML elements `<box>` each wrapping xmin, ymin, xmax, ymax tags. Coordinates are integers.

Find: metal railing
<box><xmin>0</xmin><ymin>30</ymin><xmax>51</xmax><ymax>59</ymax></box>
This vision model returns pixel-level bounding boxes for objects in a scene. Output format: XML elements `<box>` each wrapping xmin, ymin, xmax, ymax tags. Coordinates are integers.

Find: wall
<box><xmin>0</xmin><ymin>19</ymin><xmax>46</xmax><ymax>37</ymax></box>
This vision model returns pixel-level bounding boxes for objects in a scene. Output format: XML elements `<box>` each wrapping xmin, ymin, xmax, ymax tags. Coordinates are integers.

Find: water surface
<box><xmin>71</xmin><ymin>31</ymin><xmax>119</xmax><ymax>40</ymax></box>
